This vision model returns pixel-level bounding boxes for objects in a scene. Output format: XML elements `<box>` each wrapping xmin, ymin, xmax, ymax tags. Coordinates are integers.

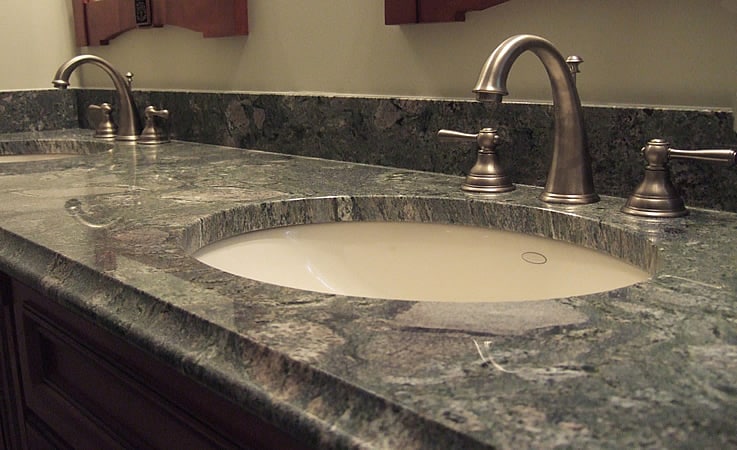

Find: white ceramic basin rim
<box><xmin>0</xmin><ymin>154</ymin><xmax>79</xmax><ymax>163</ymax></box>
<box><xmin>193</xmin><ymin>221</ymin><xmax>650</xmax><ymax>303</ymax></box>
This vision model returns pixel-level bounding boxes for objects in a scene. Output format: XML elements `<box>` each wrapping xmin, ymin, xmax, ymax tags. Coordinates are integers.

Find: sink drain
<box><xmin>521</xmin><ymin>251</ymin><xmax>547</xmax><ymax>265</ymax></box>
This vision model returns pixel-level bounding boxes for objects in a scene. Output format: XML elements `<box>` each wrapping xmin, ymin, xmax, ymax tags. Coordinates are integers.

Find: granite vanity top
<box><xmin>0</xmin><ymin>130</ymin><xmax>735</xmax><ymax>449</ymax></box>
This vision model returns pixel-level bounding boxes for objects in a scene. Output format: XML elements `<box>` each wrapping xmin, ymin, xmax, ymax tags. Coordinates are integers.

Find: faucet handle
<box><xmin>138</xmin><ymin>106</ymin><xmax>170</xmax><ymax>145</ymax></box>
<box><xmin>622</xmin><ymin>139</ymin><xmax>737</xmax><ymax>217</ymax></box>
<box><xmin>437</xmin><ymin>128</ymin><xmax>514</xmax><ymax>193</ymax></box>
<box><xmin>437</xmin><ymin>129</ymin><xmax>479</xmax><ymax>142</ymax></box>
<box><xmin>668</xmin><ymin>147</ymin><xmax>737</xmax><ymax>164</ymax></box>
<box><xmin>87</xmin><ymin>103</ymin><xmax>117</xmax><ymax>140</ymax></box>
<box><xmin>437</xmin><ymin>127</ymin><xmax>500</xmax><ymax>150</ymax></box>
<box><xmin>565</xmin><ymin>56</ymin><xmax>583</xmax><ymax>85</ymax></box>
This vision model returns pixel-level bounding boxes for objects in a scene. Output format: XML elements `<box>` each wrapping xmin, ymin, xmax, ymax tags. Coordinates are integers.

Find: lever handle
<box><xmin>139</xmin><ymin>106</ymin><xmax>170</xmax><ymax>145</ymax></box>
<box><xmin>437</xmin><ymin>127</ymin><xmax>512</xmax><ymax>193</ymax></box>
<box><xmin>642</xmin><ymin>139</ymin><xmax>737</xmax><ymax>167</ymax></box>
<box><xmin>623</xmin><ymin>139</ymin><xmax>737</xmax><ymax>218</ymax></box>
<box><xmin>438</xmin><ymin>128</ymin><xmax>500</xmax><ymax>151</ymax></box>
<box><xmin>87</xmin><ymin>103</ymin><xmax>111</xmax><ymax>114</ymax></box>
<box><xmin>669</xmin><ymin>148</ymin><xmax>737</xmax><ymax>164</ymax></box>
<box><xmin>87</xmin><ymin>103</ymin><xmax>117</xmax><ymax>139</ymax></box>
<box><xmin>437</xmin><ymin>129</ymin><xmax>478</xmax><ymax>141</ymax></box>
<box><xmin>144</xmin><ymin>105</ymin><xmax>170</xmax><ymax>120</ymax></box>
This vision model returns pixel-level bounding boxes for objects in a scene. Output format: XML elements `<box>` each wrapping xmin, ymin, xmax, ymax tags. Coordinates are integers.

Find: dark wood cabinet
<box><xmin>0</xmin><ymin>273</ymin><xmax>309</xmax><ymax>449</ymax></box>
<box><xmin>0</xmin><ymin>273</ymin><xmax>26</xmax><ymax>449</ymax></box>
<box><xmin>72</xmin><ymin>0</ymin><xmax>249</xmax><ymax>47</ymax></box>
<box><xmin>385</xmin><ymin>0</ymin><xmax>510</xmax><ymax>24</ymax></box>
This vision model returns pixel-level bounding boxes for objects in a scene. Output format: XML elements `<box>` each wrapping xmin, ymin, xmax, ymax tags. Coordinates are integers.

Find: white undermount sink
<box><xmin>0</xmin><ymin>137</ymin><xmax>111</xmax><ymax>164</ymax></box>
<box><xmin>0</xmin><ymin>154</ymin><xmax>79</xmax><ymax>163</ymax></box>
<box><xmin>193</xmin><ymin>220</ymin><xmax>650</xmax><ymax>303</ymax></box>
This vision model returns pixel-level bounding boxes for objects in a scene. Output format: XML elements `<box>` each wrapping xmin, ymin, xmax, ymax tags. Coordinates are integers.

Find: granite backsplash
<box><xmin>0</xmin><ymin>90</ymin><xmax>77</xmax><ymax>133</ymax></box>
<box><xmin>2</xmin><ymin>89</ymin><xmax>736</xmax><ymax>211</ymax></box>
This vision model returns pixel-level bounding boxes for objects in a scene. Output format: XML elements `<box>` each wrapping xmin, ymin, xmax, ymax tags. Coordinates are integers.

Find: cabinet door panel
<box><xmin>0</xmin><ymin>272</ymin><xmax>25</xmax><ymax>449</ymax></box>
<box><xmin>25</xmin><ymin>414</ymin><xmax>75</xmax><ymax>450</ymax></box>
<box><xmin>12</xmin><ymin>279</ymin><xmax>307</xmax><ymax>450</ymax></box>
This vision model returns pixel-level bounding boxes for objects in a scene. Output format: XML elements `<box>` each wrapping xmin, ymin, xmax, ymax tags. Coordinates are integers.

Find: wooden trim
<box><xmin>232</xmin><ymin>0</ymin><xmax>250</xmax><ymax>35</ymax></box>
<box><xmin>155</xmin><ymin>0</ymin><xmax>249</xmax><ymax>38</ymax></box>
<box><xmin>384</xmin><ymin>0</ymin><xmax>417</xmax><ymax>25</ymax></box>
<box><xmin>71</xmin><ymin>0</ymin><xmax>89</xmax><ymax>46</ymax></box>
<box><xmin>385</xmin><ymin>0</ymin><xmax>510</xmax><ymax>24</ymax></box>
<box><xmin>71</xmin><ymin>0</ymin><xmax>249</xmax><ymax>47</ymax></box>
<box><xmin>85</xmin><ymin>0</ymin><xmax>140</xmax><ymax>46</ymax></box>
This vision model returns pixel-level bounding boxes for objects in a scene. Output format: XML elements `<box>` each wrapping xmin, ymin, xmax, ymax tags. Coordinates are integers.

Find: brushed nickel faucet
<box><xmin>138</xmin><ymin>106</ymin><xmax>171</xmax><ymax>145</ymax></box>
<box><xmin>52</xmin><ymin>55</ymin><xmax>142</xmax><ymax>142</ymax></box>
<box><xmin>437</xmin><ymin>127</ymin><xmax>514</xmax><ymax>193</ymax></box>
<box><xmin>86</xmin><ymin>102</ymin><xmax>117</xmax><ymax>139</ymax></box>
<box><xmin>473</xmin><ymin>34</ymin><xmax>599</xmax><ymax>204</ymax></box>
<box><xmin>622</xmin><ymin>139</ymin><xmax>736</xmax><ymax>217</ymax></box>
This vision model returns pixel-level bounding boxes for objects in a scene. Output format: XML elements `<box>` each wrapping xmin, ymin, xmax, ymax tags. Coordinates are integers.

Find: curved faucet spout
<box><xmin>473</xmin><ymin>34</ymin><xmax>598</xmax><ymax>204</ymax></box>
<box><xmin>53</xmin><ymin>55</ymin><xmax>141</xmax><ymax>142</ymax></box>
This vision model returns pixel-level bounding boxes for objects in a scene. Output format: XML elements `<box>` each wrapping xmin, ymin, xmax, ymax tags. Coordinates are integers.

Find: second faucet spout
<box><xmin>53</xmin><ymin>55</ymin><xmax>142</xmax><ymax>142</ymax></box>
<box><xmin>473</xmin><ymin>34</ymin><xmax>599</xmax><ymax>204</ymax></box>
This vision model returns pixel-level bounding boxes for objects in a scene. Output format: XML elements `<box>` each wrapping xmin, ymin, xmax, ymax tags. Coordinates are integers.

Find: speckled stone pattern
<box><xmin>0</xmin><ymin>90</ymin><xmax>77</xmax><ymax>133</ymax></box>
<box><xmin>74</xmin><ymin>89</ymin><xmax>737</xmax><ymax>212</ymax></box>
<box><xmin>5</xmin><ymin>89</ymin><xmax>737</xmax><ymax>211</ymax></box>
<box><xmin>0</xmin><ymin>130</ymin><xmax>736</xmax><ymax>448</ymax></box>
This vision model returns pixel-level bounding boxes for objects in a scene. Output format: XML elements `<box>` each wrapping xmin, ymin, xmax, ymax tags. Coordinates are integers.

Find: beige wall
<box><xmin>2</xmin><ymin>0</ymin><xmax>736</xmax><ymax>109</ymax></box>
<box><xmin>0</xmin><ymin>1</ymin><xmax>77</xmax><ymax>90</ymax></box>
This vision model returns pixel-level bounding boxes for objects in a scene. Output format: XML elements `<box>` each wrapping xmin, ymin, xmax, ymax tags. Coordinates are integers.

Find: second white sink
<box><xmin>0</xmin><ymin>154</ymin><xmax>79</xmax><ymax>163</ymax></box>
<box><xmin>193</xmin><ymin>221</ymin><xmax>650</xmax><ymax>303</ymax></box>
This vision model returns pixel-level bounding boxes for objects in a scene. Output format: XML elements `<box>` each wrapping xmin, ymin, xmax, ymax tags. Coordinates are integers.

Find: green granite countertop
<box><xmin>0</xmin><ymin>130</ymin><xmax>736</xmax><ymax>449</ymax></box>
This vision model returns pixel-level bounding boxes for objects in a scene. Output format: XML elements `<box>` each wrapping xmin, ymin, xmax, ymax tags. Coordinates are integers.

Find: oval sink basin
<box><xmin>193</xmin><ymin>221</ymin><xmax>650</xmax><ymax>303</ymax></box>
<box><xmin>0</xmin><ymin>137</ymin><xmax>111</xmax><ymax>164</ymax></box>
<box><xmin>0</xmin><ymin>154</ymin><xmax>80</xmax><ymax>163</ymax></box>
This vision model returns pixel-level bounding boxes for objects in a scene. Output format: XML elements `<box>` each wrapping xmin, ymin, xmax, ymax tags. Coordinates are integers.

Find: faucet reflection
<box><xmin>474</xmin><ymin>34</ymin><xmax>599</xmax><ymax>204</ymax></box>
<box><xmin>53</xmin><ymin>55</ymin><xmax>142</xmax><ymax>142</ymax></box>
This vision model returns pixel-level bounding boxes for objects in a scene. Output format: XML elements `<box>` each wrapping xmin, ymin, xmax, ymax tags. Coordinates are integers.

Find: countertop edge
<box><xmin>0</xmin><ymin>227</ymin><xmax>496</xmax><ymax>449</ymax></box>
